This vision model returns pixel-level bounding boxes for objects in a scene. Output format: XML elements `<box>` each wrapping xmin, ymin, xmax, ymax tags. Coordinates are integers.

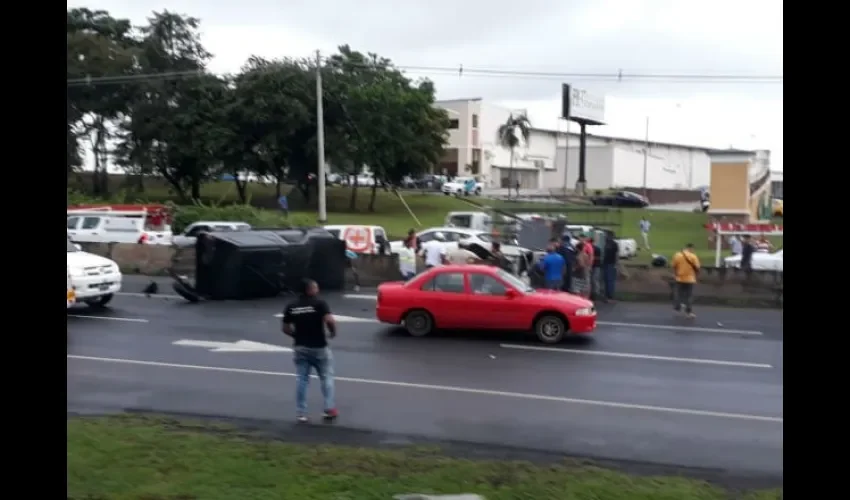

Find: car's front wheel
<box><xmin>404</xmin><ymin>309</ymin><xmax>434</xmax><ymax>337</ymax></box>
<box><xmin>534</xmin><ymin>314</ymin><xmax>567</xmax><ymax>344</ymax></box>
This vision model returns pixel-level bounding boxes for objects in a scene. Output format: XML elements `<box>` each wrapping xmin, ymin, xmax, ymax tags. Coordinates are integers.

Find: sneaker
<box><xmin>323</xmin><ymin>408</ymin><xmax>339</xmax><ymax>419</ymax></box>
<box><xmin>296</xmin><ymin>415</ymin><xmax>308</xmax><ymax>423</ymax></box>
<box><xmin>686</xmin><ymin>312</ymin><xmax>697</xmax><ymax>319</ymax></box>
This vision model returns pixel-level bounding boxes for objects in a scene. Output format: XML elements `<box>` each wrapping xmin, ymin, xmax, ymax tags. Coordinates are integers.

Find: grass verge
<box><xmin>68</xmin><ymin>415</ymin><xmax>781</xmax><ymax>500</ymax></box>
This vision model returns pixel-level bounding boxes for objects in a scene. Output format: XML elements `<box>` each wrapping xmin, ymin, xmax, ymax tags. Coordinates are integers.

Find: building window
<box><xmin>472</xmin><ymin>114</ymin><xmax>479</xmax><ymax>128</ymax></box>
<box><xmin>448</xmin><ymin>119</ymin><xmax>459</xmax><ymax>129</ymax></box>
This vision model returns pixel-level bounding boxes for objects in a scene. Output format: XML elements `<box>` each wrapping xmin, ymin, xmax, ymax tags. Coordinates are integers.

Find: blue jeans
<box><xmin>293</xmin><ymin>347</ymin><xmax>335</xmax><ymax>415</ymax></box>
<box><xmin>603</xmin><ymin>263</ymin><xmax>617</xmax><ymax>299</ymax></box>
<box><xmin>545</xmin><ymin>279</ymin><xmax>562</xmax><ymax>290</ymax></box>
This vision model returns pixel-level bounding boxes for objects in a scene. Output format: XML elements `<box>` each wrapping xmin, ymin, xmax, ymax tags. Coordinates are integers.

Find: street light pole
<box><xmin>316</xmin><ymin>50</ymin><xmax>327</xmax><ymax>224</ymax></box>
<box><xmin>641</xmin><ymin>116</ymin><xmax>649</xmax><ymax>199</ymax></box>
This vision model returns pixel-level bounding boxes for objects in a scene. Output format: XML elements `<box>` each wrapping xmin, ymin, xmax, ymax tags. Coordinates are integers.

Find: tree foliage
<box><xmin>496</xmin><ymin>113</ymin><xmax>532</xmax><ymax>198</ymax></box>
<box><xmin>67</xmin><ymin>9</ymin><xmax>450</xmax><ymax>211</ymax></box>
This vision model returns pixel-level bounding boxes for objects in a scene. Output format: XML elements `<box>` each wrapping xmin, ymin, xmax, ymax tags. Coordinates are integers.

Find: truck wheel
<box><xmin>86</xmin><ymin>294</ymin><xmax>114</xmax><ymax>308</ymax></box>
<box><xmin>404</xmin><ymin>309</ymin><xmax>434</xmax><ymax>337</ymax></box>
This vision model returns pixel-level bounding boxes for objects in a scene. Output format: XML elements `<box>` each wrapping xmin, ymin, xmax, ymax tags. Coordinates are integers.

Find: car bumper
<box><xmin>71</xmin><ymin>274</ymin><xmax>123</xmax><ymax>300</ymax></box>
<box><xmin>569</xmin><ymin>314</ymin><xmax>597</xmax><ymax>334</ymax></box>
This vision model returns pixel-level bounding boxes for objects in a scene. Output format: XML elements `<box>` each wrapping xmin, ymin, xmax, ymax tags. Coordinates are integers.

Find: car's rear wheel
<box><xmin>534</xmin><ymin>314</ymin><xmax>567</xmax><ymax>344</ymax></box>
<box><xmin>85</xmin><ymin>294</ymin><xmax>114</xmax><ymax>308</ymax></box>
<box><xmin>404</xmin><ymin>309</ymin><xmax>434</xmax><ymax>337</ymax></box>
<box><xmin>474</xmin><ymin>188</ymin><xmax>482</xmax><ymax>195</ymax></box>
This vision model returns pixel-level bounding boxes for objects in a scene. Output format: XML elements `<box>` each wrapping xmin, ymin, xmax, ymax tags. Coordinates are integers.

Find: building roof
<box><xmin>531</xmin><ymin>126</ymin><xmax>756</xmax><ymax>155</ymax></box>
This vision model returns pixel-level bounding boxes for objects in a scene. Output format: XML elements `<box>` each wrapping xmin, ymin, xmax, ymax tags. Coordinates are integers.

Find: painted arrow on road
<box><xmin>173</xmin><ymin>339</ymin><xmax>292</xmax><ymax>353</ymax></box>
<box><xmin>272</xmin><ymin>313</ymin><xmax>376</xmax><ymax>323</ymax></box>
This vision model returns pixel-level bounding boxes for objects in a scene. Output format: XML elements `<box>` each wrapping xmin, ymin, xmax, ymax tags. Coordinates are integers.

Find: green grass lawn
<box><xmin>67</xmin><ymin>415</ymin><xmax>780</xmax><ymax>500</ymax></box>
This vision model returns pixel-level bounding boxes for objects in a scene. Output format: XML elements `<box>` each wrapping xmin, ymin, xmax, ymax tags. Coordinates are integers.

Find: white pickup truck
<box><xmin>66</xmin><ymin>237</ymin><xmax>122</xmax><ymax>308</ymax></box>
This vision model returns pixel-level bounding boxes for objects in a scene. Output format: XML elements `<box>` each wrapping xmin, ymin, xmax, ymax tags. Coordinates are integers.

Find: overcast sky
<box><xmin>70</xmin><ymin>0</ymin><xmax>783</xmax><ymax>170</ymax></box>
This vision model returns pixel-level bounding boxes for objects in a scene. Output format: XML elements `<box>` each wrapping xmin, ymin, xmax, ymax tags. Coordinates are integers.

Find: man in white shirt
<box><xmin>397</xmin><ymin>239</ymin><xmax>417</xmax><ymax>279</ymax></box>
<box><xmin>446</xmin><ymin>241</ymin><xmax>480</xmax><ymax>265</ymax></box>
<box><xmin>419</xmin><ymin>232</ymin><xmax>448</xmax><ymax>269</ymax></box>
<box><xmin>639</xmin><ymin>217</ymin><xmax>651</xmax><ymax>250</ymax></box>
<box><xmin>728</xmin><ymin>235</ymin><xmax>742</xmax><ymax>256</ymax></box>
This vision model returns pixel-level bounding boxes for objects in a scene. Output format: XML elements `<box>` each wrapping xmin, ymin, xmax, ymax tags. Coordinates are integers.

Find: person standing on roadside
<box><xmin>419</xmin><ymin>232</ymin><xmax>448</xmax><ymax>269</ymax></box>
<box><xmin>572</xmin><ymin>242</ymin><xmax>592</xmax><ymax>298</ymax></box>
<box><xmin>671</xmin><ymin>243</ymin><xmax>701</xmax><ymax>318</ymax></box>
<box><xmin>591</xmin><ymin>238</ymin><xmax>603</xmax><ymax>298</ymax></box>
<box><xmin>639</xmin><ymin>217</ymin><xmax>651</xmax><ymax>250</ymax></box>
<box><xmin>602</xmin><ymin>233</ymin><xmax>620</xmax><ymax>303</ymax></box>
<box><xmin>397</xmin><ymin>238</ymin><xmax>417</xmax><ymax>280</ymax></box>
<box><xmin>345</xmin><ymin>248</ymin><xmax>361</xmax><ymax>292</ymax></box>
<box><xmin>282</xmin><ymin>279</ymin><xmax>338</xmax><ymax>423</ymax></box>
<box><xmin>740</xmin><ymin>235</ymin><xmax>755</xmax><ymax>273</ymax></box>
<box><xmin>537</xmin><ymin>239</ymin><xmax>566</xmax><ymax>290</ymax></box>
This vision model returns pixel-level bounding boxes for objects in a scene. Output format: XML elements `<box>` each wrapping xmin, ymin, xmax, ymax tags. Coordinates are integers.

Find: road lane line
<box><xmin>596</xmin><ymin>321</ymin><xmax>763</xmax><ymax>336</ymax></box>
<box><xmin>273</xmin><ymin>313</ymin><xmax>376</xmax><ymax>322</ymax></box>
<box><xmin>117</xmin><ymin>292</ymin><xmax>183</xmax><ymax>300</ymax></box>
<box><xmin>67</xmin><ymin>354</ymin><xmax>783</xmax><ymax>423</ymax></box>
<box><xmin>499</xmin><ymin>344</ymin><xmax>772</xmax><ymax>368</ymax></box>
<box><xmin>341</xmin><ymin>294</ymin><xmax>764</xmax><ymax>336</ymax></box>
<box><xmin>67</xmin><ymin>315</ymin><xmax>149</xmax><ymax>323</ymax></box>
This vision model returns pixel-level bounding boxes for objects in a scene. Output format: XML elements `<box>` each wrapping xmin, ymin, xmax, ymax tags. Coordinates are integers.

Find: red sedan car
<box><xmin>376</xmin><ymin>265</ymin><xmax>597</xmax><ymax>343</ymax></box>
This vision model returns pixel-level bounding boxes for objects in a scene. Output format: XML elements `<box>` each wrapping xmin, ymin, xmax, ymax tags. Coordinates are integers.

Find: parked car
<box><xmin>442</xmin><ymin>177</ymin><xmax>483</xmax><ymax>196</ymax></box>
<box><xmin>172</xmin><ymin>221</ymin><xmax>252</xmax><ymax>247</ymax></box>
<box><xmin>590</xmin><ymin>191</ymin><xmax>649</xmax><ymax>208</ymax></box>
<box><xmin>376</xmin><ymin>265</ymin><xmax>597</xmax><ymax>343</ymax></box>
<box><xmin>67</xmin><ymin>235</ymin><xmax>122</xmax><ymax>308</ymax></box>
<box><xmin>388</xmin><ymin>226</ymin><xmax>529</xmax><ymax>260</ymax></box>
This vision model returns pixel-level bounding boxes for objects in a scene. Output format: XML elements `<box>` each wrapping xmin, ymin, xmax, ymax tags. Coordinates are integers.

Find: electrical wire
<box><xmin>67</xmin><ymin>61</ymin><xmax>783</xmax><ymax>87</ymax></box>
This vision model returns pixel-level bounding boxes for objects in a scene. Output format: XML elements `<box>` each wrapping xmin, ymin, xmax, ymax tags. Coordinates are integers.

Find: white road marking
<box><xmin>174</xmin><ymin>339</ymin><xmax>292</xmax><ymax>353</ymax></box>
<box><xmin>273</xmin><ymin>313</ymin><xmax>376</xmax><ymax>323</ymax></box>
<box><xmin>596</xmin><ymin>321</ymin><xmax>763</xmax><ymax>336</ymax></box>
<box><xmin>67</xmin><ymin>354</ymin><xmax>783</xmax><ymax>423</ymax></box>
<box><xmin>340</xmin><ymin>294</ymin><xmax>765</xmax><ymax>336</ymax></box>
<box><xmin>499</xmin><ymin>344</ymin><xmax>772</xmax><ymax>369</ymax></box>
<box><xmin>67</xmin><ymin>315</ymin><xmax>149</xmax><ymax>323</ymax></box>
<box><xmin>117</xmin><ymin>292</ymin><xmax>183</xmax><ymax>300</ymax></box>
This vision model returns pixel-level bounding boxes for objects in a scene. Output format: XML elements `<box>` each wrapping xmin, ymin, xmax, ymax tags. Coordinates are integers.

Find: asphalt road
<box><xmin>69</xmin><ymin>283</ymin><xmax>783</xmax><ymax>479</ymax></box>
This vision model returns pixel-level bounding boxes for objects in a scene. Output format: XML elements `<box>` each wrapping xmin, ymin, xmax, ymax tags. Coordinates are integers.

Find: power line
<box><xmin>67</xmin><ymin>62</ymin><xmax>783</xmax><ymax>88</ymax></box>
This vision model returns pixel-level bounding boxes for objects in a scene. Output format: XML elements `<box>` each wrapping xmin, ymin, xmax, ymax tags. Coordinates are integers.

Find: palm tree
<box><xmin>496</xmin><ymin>113</ymin><xmax>532</xmax><ymax>198</ymax></box>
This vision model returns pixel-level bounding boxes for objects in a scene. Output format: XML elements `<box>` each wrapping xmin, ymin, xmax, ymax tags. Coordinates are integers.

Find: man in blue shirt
<box><xmin>537</xmin><ymin>240</ymin><xmax>566</xmax><ymax>290</ymax></box>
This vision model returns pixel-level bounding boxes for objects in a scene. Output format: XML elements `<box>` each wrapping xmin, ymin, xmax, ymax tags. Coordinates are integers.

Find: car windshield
<box><xmin>496</xmin><ymin>268</ymin><xmax>533</xmax><ymax>293</ymax></box>
<box><xmin>67</xmin><ymin>239</ymin><xmax>78</xmax><ymax>252</ymax></box>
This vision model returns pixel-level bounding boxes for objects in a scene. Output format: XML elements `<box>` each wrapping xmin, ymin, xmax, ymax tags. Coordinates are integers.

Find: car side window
<box><xmin>420</xmin><ymin>272</ymin><xmax>466</xmax><ymax>293</ymax></box>
<box><xmin>469</xmin><ymin>274</ymin><xmax>507</xmax><ymax>296</ymax></box>
<box><xmin>81</xmin><ymin>217</ymin><xmax>101</xmax><ymax>230</ymax></box>
<box><xmin>67</xmin><ymin>217</ymin><xmax>80</xmax><ymax>230</ymax></box>
<box><xmin>418</xmin><ymin>231</ymin><xmax>435</xmax><ymax>243</ymax></box>
<box><xmin>442</xmin><ymin>231</ymin><xmax>460</xmax><ymax>242</ymax></box>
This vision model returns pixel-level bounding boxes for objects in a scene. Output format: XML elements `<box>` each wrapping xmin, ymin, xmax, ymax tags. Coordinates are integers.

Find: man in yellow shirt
<box><xmin>671</xmin><ymin>243</ymin><xmax>700</xmax><ymax>318</ymax></box>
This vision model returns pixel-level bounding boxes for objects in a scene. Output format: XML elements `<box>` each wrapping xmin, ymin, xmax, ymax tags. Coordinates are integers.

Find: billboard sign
<box><xmin>561</xmin><ymin>84</ymin><xmax>606</xmax><ymax>125</ymax></box>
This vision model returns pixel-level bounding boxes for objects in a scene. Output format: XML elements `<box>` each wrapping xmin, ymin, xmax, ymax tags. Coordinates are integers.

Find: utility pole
<box><xmin>316</xmin><ymin>50</ymin><xmax>327</xmax><ymax>223</ymax></box>
<box><xmin>561</xmin><ymin>118</ymin><xmax>571</xmax><ymax>193</ymax></box>
<box><xmin>641</xmin><ymin>116</ymin><xmax>649</xmax><ymax>199</ymax></box>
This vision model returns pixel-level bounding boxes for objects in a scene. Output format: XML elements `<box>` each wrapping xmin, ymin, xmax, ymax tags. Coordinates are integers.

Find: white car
<box><xmin>442</xmin><ymin>177</ymin><xmax>483</xmax><ymax>196</ymax></box>
<box><xmin>724</xmin><ymin>249</ymin><xmax>783</xmax><ymax>272</ymax></box>
<box><xmin>389</xmin><ymin>227</ymin><xmax>528</xmax><ymax>259</ymax></box>
<box><xmin>67</xmin><ymin>237</ymin><xmax>123</xmax><ymax>307</ymax></box>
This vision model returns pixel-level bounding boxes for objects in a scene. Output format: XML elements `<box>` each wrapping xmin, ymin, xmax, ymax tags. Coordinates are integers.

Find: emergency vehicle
<box><xmin>67</xmin><ymin>204</ymin><xmax>173</xmax><ymax>245</ymax></box>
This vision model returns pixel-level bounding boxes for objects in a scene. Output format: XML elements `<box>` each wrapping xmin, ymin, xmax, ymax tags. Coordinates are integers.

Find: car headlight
<box><xmin>68</xmin><ymin>267</ymin><xmax>85</xmax><ymax>277</ymax></box>
<box><xmin>575</xmin><ymin>307</ymin><xmax>595</xmax><ymax>317</ymax></box>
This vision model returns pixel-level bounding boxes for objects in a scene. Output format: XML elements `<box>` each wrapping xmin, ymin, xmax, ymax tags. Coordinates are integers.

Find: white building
<box><xmin>436</xmin><ymin>97</ymin><xmax>721</xmax><ymax>191</ymax></box>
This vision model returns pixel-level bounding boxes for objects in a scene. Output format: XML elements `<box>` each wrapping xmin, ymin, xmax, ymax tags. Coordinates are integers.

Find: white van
<box><xmin>67</xmin><ymin>205</ymin><xmax>173</xmax><ymax>245</ymax></box>
<box><xmin>323</xmin><ymin>224</ymin><xmax>390</xmax><ymax>254</ymax></box>
<box><xmin>66</xmin><ymin>236</ymin><xmax>123</xmax><ymax>307</ymax></box>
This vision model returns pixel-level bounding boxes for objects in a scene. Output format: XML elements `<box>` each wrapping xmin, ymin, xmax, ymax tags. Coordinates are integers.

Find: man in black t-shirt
<box><xmin>282</xmin><ymin>279</ymin><xmax>338</xmax><ymax>422</ymax></box>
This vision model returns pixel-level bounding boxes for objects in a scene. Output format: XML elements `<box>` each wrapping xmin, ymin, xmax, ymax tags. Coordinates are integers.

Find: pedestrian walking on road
<box><xmin>397</xmin><ymin>238</ymin><xmax>417</xmax><ymax>280</ymax></box>
<box><xmin>420</xmin><ymin>232</ymin><xmax>448</xmax><ymax>269</ymax></box>
<box><xmin>345</xmin><ymin>248</ymin><xmax>361</xmax><ymax>292</ymax></box>
<box><xmin>281</xmin><ymin>279</ymin><xmax>338</xmax><ymax>423</ymax></box>
<box><xmin>671</xmin><ymin>243</ymin><xmax>701</xmax><ymax>318</ymax></box>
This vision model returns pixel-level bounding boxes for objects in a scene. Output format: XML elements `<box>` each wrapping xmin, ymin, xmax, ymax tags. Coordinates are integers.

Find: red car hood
<box><xmin>530</xmin><ymin>289</ymin><xmax>594</xmax><ymax>309</ymax></box>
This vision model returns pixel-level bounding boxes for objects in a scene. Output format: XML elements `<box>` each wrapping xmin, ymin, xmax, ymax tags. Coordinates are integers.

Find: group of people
<box><xmin>396</xmin><ymin>229</ymin><xmax>511</xmax><ymax>277</ymax></box>
<box><xmin>537</xmin><ymin>233</ymin><xmax>620</xmax><ymax>302</ymax></box>
<box><xmin>728</xmin><ymin>233</ymin><xmax>772</xmax><ymax>271</ymax></box>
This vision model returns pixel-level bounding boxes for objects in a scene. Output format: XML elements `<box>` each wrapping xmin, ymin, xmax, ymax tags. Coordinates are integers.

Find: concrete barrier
<box><xmin>77</xmin><ymin>244</ymin><xmax>781</xmax><ymax>307</ymax></box>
